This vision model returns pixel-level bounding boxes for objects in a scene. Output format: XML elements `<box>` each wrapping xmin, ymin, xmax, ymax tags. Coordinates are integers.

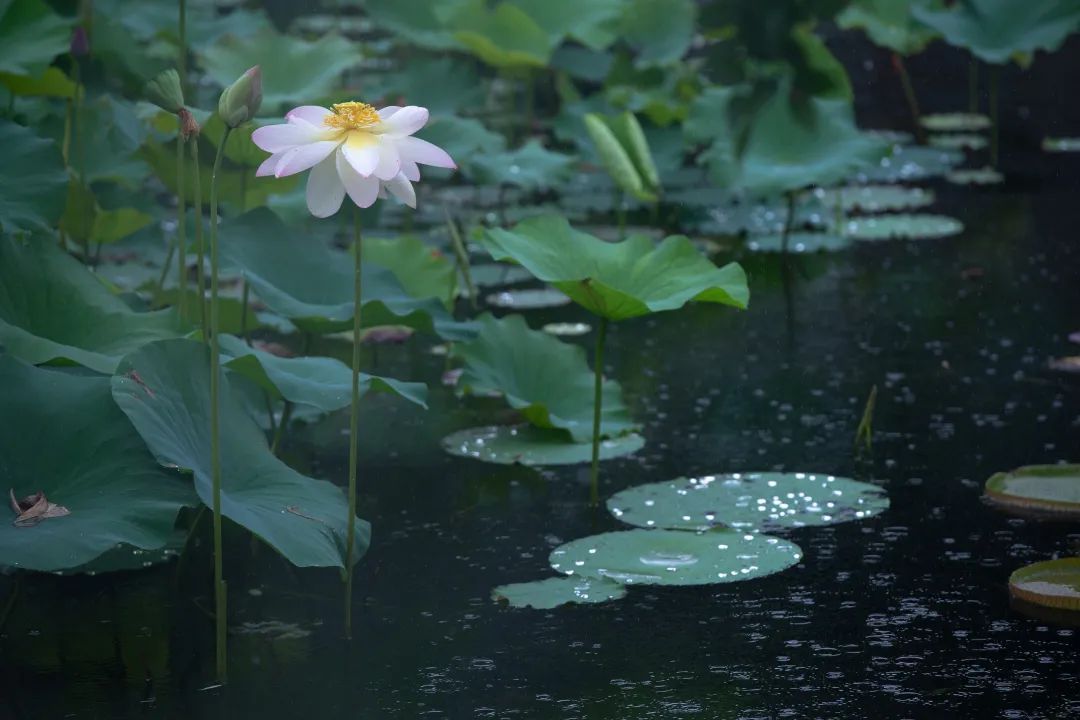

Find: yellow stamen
<box><xmin>324</xmin><ymin>101</ymin><xmax>381</xmax><ymax>131</ymax></box>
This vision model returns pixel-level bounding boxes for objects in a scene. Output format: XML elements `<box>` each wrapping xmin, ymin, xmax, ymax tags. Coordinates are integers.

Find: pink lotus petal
<box><xmin>336</xmin><ymin>150</ymin><xmax>380</xmax><ymax>208</ymax></box>
<box><xmin>306</xmin><ymin>155</ymin><xmax>345</xmax><ymax>218</ymax></box>
<box><xmin>397</xmin><ymin>135</ymin><xmax>455</xmax><ymax>169</ymax></box>
<box><xmin>286</xmin><ymin>105</ymin><xmax>332</xmax><ymax>126</ymax></box>
<box><xmin>402</xmin><ymin>159</ymin><xmax>421</xmax><ymax>182</ymax></box>
<box><xmin>381</xmin><ymin>106</ymin><xmax>429</xmax><ymax>136</ymax></box>
<box><xmin>377</xmin><ymin>106</ymin><xmax>402</xmax><ymax>120</ymax></box>
<box><xmin>251</xmin><ymin>122</ymin><xmax>325</xmax><ymax>153</ymax></box>
<box><xmin>341</xmin><ymin>133</ymin><xmax>380</xmax><ymax>177</ymax></box>
<box><xmin>256</xmin><ymin>151</ymin><xmax>285</xmax><ymax>177</ymax></box>
<box><xmin>274</xmin><ymin>140</ymin><xmax>341</xmax><ymax>178</ymax></box>
<box><xmin>383</xmin><ymin>172</ymin><xmax>416</xmax><ymax>208</ymax></box>
<box><xmin>371</xmin><ymin>136</ymin><xmax>402</xmax><ymax>180</ymax></box>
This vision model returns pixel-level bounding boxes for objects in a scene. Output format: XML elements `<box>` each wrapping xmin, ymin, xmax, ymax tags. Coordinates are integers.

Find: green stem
<box><xmin>73</xmin><ymin>62</ymin><xmax>89</xmax><ymax>265</ymax></box>
<box><xmin>208</xmin><ymin>126</ymin><xmax>231</xmax><ymax>684</ymax></box>
<box><xmin>781</xmin><ymin>191</ymin><xmax>796</xmax><ymax>254</ymax></box>
<box><xmin>177</xmin><ymin>131</ymin><xmax>187</xmax><ymax>321</ymax></box>
<box><xmin>190</xmin><ymin>136</ymin><xmax>206</xmax><ymax>334</ymax></box>
<box><xmin>589</xmin><ymin>316</ymin><xmax>609</xmax><ymax>507</ymax></box>
<box><xmin>156</xmin><ymin>233</ymin><xmax>176</xmax><ymax>296</ymax></box>
<box><xmin>967</xmin><ymin>57</ymin><xmax>979</xmax><ymax>114</ymax></box>
<box><xmin>445</xmin><ymin>207</ymin><xmax>476</xmax><ymax>309</ymax></box>
<box><xmin>892</xmin><ymin>53</ymin><xmax>925</xmax><ymax>144</ymax></box>
<box><xmin>270</xmin><ymin>400</ymin><xmax>292</xmax><ymax>455</ymax></box>
<box><xmin>989</xmin><ymin>65</ymin><xmax>1000</xmax><ymax>169</ymax></box>
<box><xmin>240</xmin><ymin>276</ymin><xmax>250</xmax><ymax>345</ymax></box>
<box><xmin>178</xmin><ymin>0</ymin><xmax>186</xmax><ymax>94</ymax></box>
<box><xmin>344</xmin><ymin>205</ymin><xmax>363</xmax><ymax>639</ymax></box>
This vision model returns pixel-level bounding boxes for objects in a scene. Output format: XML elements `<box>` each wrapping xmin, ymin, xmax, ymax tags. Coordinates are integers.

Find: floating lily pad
<box><xmin>483</xmin><ymin>215</ymin><xmax>747</xmax><ymax>321</ymax></box>
<box><xmin>484</xmin><ymin>288</ymin><xmax>572</xmax><ymax>309</ymax></box>
<box><xmin>1042</xmin><ymin>137</ymin><xmax>1080</xmax><ymax>153</ymax></box>
<box><xmin>607</xmin><ymin>472</ymin><xmax>889</xmax><ymax>532</ymax></box>
<box><xmin>1049</xmin><ymin>356</ymin><xmax>1080</xmax><ymax>374</ymax></box>
<box><xmin>548</xmin><ymin>529</ymin><xmax>803</xmax><ymax>586</ymax></box>
<box><xmin>492</xmin><ymin>576</ymin><xmax>627</xmax><ymax>609</ymax></box>
<box><xmin>984</xmin><ymin>464</ymin><xmax>1080</xmax><ymax>517</ymax></box>
<box><xmin>543</xmin><ymin>322</ymin><xmax>591</xmax><ymax>337</ymax></box>
<box><xmin>946</xmin><ymin>166</ymin><xmax>1004</xmax><ymax>186</ymax></box>
<box><xmin>846</xmin><ymin>213</ymin><xmax>963</xmax><ymax>241</ymax></box>
<box><xmin>814</xmin><ymin>184</ymin><xmax>935</xmax><ymax>213</ymax></box>
<box><xmin>858</xmin><ymin>145</ymin><xmax>963</xmax><ymax>183</ymax></box>
<box><xmin>441</xmin><ymin>425</ymin><xmax>644</xmax><ymax>466</ymax></box>
<box><xmin>920</xmin><ymin>113</ymin><xmax>992</xmax><ymax>132</ymax></box>
<box><xmin>929</xmin><ymin>133</ymin><xmax>989</xmax><ymax>151</ymax></box>
<box><xmin>0</xmin><ymin>357</ymin><xmax>195</xmax><ymax>573</ymax></box>
<box><xmin>454</xmin><ymin>314</ymin><xmax>636</xmax><ymax>441</ymax></box>
<box><xmin>1009</xmin><ymin>558</ymin><xmax>1080</xmax><ymax>612</ymax></box>
<box><xmin>0</xmin><ymin>234</ymin><xmax>186</xmax><ymax>374</ymax></box>
<box><xmin>746</xmin><ymin>233</ymin><xmax>852</xmax><ymax>254</ymax></box>
<box><xmin>469</xmin><ymin>263</ymin><xmax>534</xmax><ymax>288</ymax></box>
<box><xmin>112</xmin><ymin>339</ymin><xmax>369</xmax><ymax>569</ymax></box>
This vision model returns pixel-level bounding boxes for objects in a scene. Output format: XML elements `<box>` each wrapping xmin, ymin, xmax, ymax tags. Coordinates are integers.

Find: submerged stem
<box><xmin>892</xmin><ymin>53</ymin><xmax>925</xmax><ymax>144</ymax></box>
<box><xmin>208</xmin><ymin>126</ymin><xmax>231</xmax><ymax>684</ymax></box>
<box><xmin>781</xmin><ymin>191</ymin><xmax>796</xmax><ymax>254</ymax></box>
<box><xmin>344</xmin><ymin>205</ymin><xmax>364</xmax><ymax>639</ymax></box>
<box><xmin>967</xmin><ymin>57</ymin><xmax>979</xmax><ymax>114</ymax></box>
<box><xmin>177</xmin><ymin>131</ymin><xmax>187</xmax><ymax>321</ymax></box>
<box><xmin>190</xmin><ymin>137</ymin><xmax>206</xmax><ymax>333</ymax></box>
<box><xmin>589</xmin><ymin>316</ymin><xmax>609</xmax><ymax>507</ymax></box>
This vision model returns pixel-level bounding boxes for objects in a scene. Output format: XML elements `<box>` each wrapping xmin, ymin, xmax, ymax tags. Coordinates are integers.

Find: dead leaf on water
<box><xmin>9</xmin><ymin>489</ymin><xmax>71</xmax><ymax>528</ymax></box>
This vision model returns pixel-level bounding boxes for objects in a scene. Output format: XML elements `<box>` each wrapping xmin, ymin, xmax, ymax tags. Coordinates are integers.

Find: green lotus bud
<box><xmin>218</xmin><ymin>65</ymin><xmax>262</xmax><ymax>128</ymax></box>
<box><xmin>145</xmin><ymin>69</ymin><xmax>185</xmax><ymax>114</ymax></box>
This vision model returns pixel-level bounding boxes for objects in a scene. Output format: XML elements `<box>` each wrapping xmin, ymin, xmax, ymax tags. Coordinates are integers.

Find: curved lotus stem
<box><xmin>344</xmin><ymin>205</ymin><xmax>363</xmax><ymax>638</ymax></box>
<box><xmin>589</xmin><ymin>317</ymin><xmax>609</xmax><ymax>506</ymax></box>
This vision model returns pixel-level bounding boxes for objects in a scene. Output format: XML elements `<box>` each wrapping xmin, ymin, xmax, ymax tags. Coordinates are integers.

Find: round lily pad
<box><xmin>542</xmin><ymin>322</ymin><xmax>591</xmax><ymax>337</ymax></box>
<box><xmin>928</xmin><ymin>133</ymin><xmax>988</xmax><ymax>151</ymax></box>
<box><xmin>815</xmin><ymin>185</ymin><xmax>935</xmax><ymax>213</ymax></box>
<box><xmin>441</xmin><ymin>425</ymin><xmax>644</xmax><ymax>466</ymax></box>
<box><xmin>920</xmin><ymin>113</ymin><xmax>991</xmax><ymax>132</ymax></box>
<box><xmin>548</xmin><ymin>529</ymin><xmax>803</xmax><ymax>586</ymax></box>
<box><xmin>858</xmin><ymin>145</ymin><xmax>963</xmax><ymax>183</ymax></box>
<box><xmin>746</xmin><ymin>233</ymin><xmax>852</xmax><ymax>254</ymax></box>
<box><xmin>469</xmin><ymin>263</ymin><xmax>534</xmax><ymax>288</ymax></box>
<box><xmin>846</xmin><ymin>213</ymin><xmax>963</xmax><ymax>241</ymax></box>
<box><xmin>484</xmin><ymin>288</ymin><xmax>571</xmax><ymax>309</ymax></box>
<box><xmin>946</xmin><ymin>166</ymin><xmax>1004</xmax><ymax>186</ymax></box>
<box><xmin>1048</xmin><ymin>356</ymin><xmax>1080</xmax><ymax>374</ymax></box>
<box><xmin>492</xmin><ymin>576</ymin><xmax>627</xmax><ymax>609</ymax></box>
<box><xmin>865</xmin><ymin>129</ymin><xmax>915</xmax><ymax>145</ymax></box>
<box><xmin>1009</xmin><ymin>558</ymin><xmax>1080</xmax><ymax>612</ymax></box>
<box><xmin>607</xmin><ymin>472</ymin><xmax>889</xmax><ymax>532</ymax></box>
<box><xmin>1042</xmin><ymin>137</ymin><xmax>1080</xmax><ymax>153</ymax></box>
<box><xmin>984</xmin><ymin>464</ymin><xmax>1080</xmax><ymax>517</ymax></box>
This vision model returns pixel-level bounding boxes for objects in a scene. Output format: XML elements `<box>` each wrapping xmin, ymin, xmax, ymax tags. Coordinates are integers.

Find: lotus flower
<box><xmin>251</xmin><ymin>102</ymin><xmax>455</xmax><ymax>217</ymax></box>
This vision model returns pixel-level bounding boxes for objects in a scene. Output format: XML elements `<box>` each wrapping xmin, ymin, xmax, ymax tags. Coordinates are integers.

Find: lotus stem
<box><xmin>967</xmin><ymin>57</ymin><xmax>979</xmax><ymax>114</ymax></box>
<box><xmin>445</xmin><ymin>207</ymin><xmax>476</xmax><ymax>309</ymax></box>
<box><xmin>989</xmin><ymin>65</ymin><xmax>1000</xmax><ymax>168</ymax></box>
<box><xmin>240</xmin><ymin>276</ymin><xmax>250</xmax><ymax>345</ymax></box>
<box><xmin>891</xmin><ymin>53</ymin><xmax>925</xmax><ymax>144</ymax></box>
<box><xmin>155</xmin><ymin>234</ymin><xmax>176</xmax><ymax>295</ymax></box>
<box><xmin>589</xmin><ymin>316</ymin><xmax>609</xmax><ymax>507</ymax></box>
<box><xmin>854</xmin><ymin>384</ymin><xmax>878</xmax><ymax>453</ymax></box>
<box><xmin>190</xmin><ymin>137</ymin><xmax>206</xmax><ymax>333</ymax></box>
<box><xmin>781</xmin><ymin>191</ymin><xmax>796</xmax><ymax>254</ymax></box>
<box><xmin>344</xmin><ymin>204</ymin><xmax>364</xmax><ymax>639</ymax></box>
<box><xmin>176</xmin><ymin>128</ymin><xmax>187</xmax><ymax>321</ymax></box>
<box><xmin>208</xmin><ymin>125</ymin><xmax>231</xmax><ymax>684</ymax></box>
<box><xmin>270</xmin><ymin>400</ymin><xmax>292</xmax><ymax>456</ymax></box>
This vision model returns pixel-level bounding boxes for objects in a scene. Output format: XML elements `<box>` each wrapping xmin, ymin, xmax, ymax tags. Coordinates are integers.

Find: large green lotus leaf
<box><xmin>451</xmin><ymin>0</ymin><xmax>555</xmax><ymax>69</ymax></box>
<box><xmin>482</xmin><ymin>215</ymin><xmax>748</xmax><ymax>321</ymax></box>
<box><xmin>0</xmin><ymin>66</ymin><xmax>74</xmax><ymax>98</ymax></box>
<box><xmin>837</xmin><ymin>0</ymin><xmax>943</xmax><ymax>55</ymax></box>
<box><xmin>0</xmin><ymin>235</ymin><xmax>186</xmax><ymax>374</ymax></box>
<box><xmin>549</xmin><ymin>529</ymin><xmax>803</xmax><ymax>586</ymax></box>
<box><xmin>111</xmin><ymin>339</ymin><xmax>369</xmax><ymax>569</ymax></box>
<box><xmin>364</xmin><ymin>57</ymin><xmax>485</xmax><ymax>116</ymax></box>
<box><xmin>492</xmin><ymin>576</ymin><xmax>627</xmax><ymax>609</ymax></box>
<box><xmin>219</xmin><ymin>208</ymin><xmax>471</xmax><ymax>339</ymax></box>
<box><xmin>509</xmin><ymin>0</ymin><xmax>623</xmax><ymax>50</ymax></box>
<box><xmin>1009</xmin><ymin>558</ymin><xmax>1080</xmax><ymax>612</ymax></box>
<box><xmin>0</xmin><ymin>0</ymin><xmax>71</xmax><ymax>76</ymax></box>
<box><xmin>913</xmin><ymin>0</ymin><xmax>1080</xmax><ymax>65</ymax></box>
<box><xmin>0</xmin><ymin>356</ymin><xmax>195</xmax><ymax>573</ymax></box>
<box><xmin>620</xmin><ymin>0</ymin><xmax>696</xmax><ymax>66</ymax></box>
<box><xmin>454</xmin><ymin>314</ymin><xmax>638</xmax><ymax>442</ymax></box>
<box><xmin>362</xmin><ymin>235</ymin><xmax>455</xmax><ymax>309</ymax></box>
<box><xmin>985</xmin><ymin>464</ymin><xmax>1080</xmax><ymax>517</ymax></box>
<box><xmin>219</xmin><ymin>334</ymin><xmax>428</xmax><ymax>413</ymax></box>
<box><xmin>198</xmin><ymin>25</ymin><xmax>360</xmax><ymax>109</ymax></box>
<box><xmin>95</xmin><ymin>0</ymin><xmax>269</xmax><ymax>49</ymax></box>
<box><xmin>363</xmin><ymin>0</ymin><xmax>468</xmax><ymax>50</ymax></box>
<box><xmin>467</xmin><ymin>139</ymin><xmax>575</xmax><ymax>191</ymax></box>
<box><xmin>687</xmin><ymin>81</ymin><xmax>888</xmax><ymax>196</ymax></box>
<box><xmin>442</xmin><ymin>424</ymin><xmax>644</xmax><ymax>465</ymax></box>
<box><xmin>0</xmin><ymin>121</ymin><xmax>66</xmax><ymax>232</ymax></box>
<box><xmin>607</xmin><ymin>472</ymin><xmax>890</xmax><ymax>533</ymax></box>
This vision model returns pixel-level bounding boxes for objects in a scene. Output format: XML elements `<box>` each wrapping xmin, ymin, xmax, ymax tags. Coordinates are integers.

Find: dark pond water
<box><xmin>3</xmin><ymin>156</ymin><xmax>1080</xmax><ymax>719</ymax></box>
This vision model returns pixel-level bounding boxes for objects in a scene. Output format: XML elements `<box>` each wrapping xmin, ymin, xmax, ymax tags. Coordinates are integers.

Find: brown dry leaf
<box><xmin>9</xmin><ymin>489</ymin><xmax>71</xmax><ymax>528</ymax></box>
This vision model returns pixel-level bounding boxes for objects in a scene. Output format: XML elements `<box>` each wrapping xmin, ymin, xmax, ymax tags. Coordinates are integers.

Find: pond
<box><xmin>2</xmin><ymin>1</ymin><xmax>1080</xmax><ymax>719</ymax></box>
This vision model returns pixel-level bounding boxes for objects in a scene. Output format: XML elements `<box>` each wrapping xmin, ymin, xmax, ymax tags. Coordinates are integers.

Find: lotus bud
<box><xmin>218</xmin><ymin>65</ymin><xmax>262</xmax><ymax>129</ymax></box>
<box><xmin>145</xmin><ymin>69</ymin><xmax>185</xmax><ymax>114</ymax></box>
<box><xmin>70</xmin><ymin>27</ymin><xmax>89</xmax><ymax>57</ymax></box>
